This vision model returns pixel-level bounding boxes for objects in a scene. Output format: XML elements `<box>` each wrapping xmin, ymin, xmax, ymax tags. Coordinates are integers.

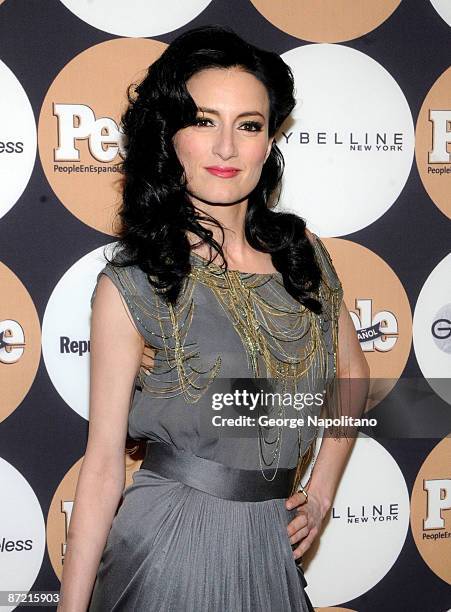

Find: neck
<box><xmin>187</xmin><ymin>194</ymin><xmax>250</xmax><ymax>259</ymax></box>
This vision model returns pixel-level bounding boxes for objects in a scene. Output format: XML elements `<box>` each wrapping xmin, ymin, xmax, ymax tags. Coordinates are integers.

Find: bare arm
<box><xmin>292</xmin><ymin>228</ymin><xmax>370</xmax><ymax>515</ymax></box>
<box><xmin>302</xmin><ymin>298</ymin><xmax>370</xmax><ymax>516</ymax></box>
<box><xmin>57</xmin><ymin>273</ymin><xmax>148</xmax><ymax>611</ymax></box>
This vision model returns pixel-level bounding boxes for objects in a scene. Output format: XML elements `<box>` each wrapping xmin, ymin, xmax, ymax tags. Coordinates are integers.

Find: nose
<box><xmin>211</xmin><ymin>124</ymin><xmax>238</xmax><ymax>160</ymax></box>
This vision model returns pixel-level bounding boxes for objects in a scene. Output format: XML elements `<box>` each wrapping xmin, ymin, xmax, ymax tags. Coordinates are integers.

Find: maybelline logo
<box><xmin>53</xmin><ymin>103</ymin><xmax>126</xmax><ymax>163</ymax></box>
<box><xmin>332</xmin><ymin>502</ymin><xmax>399</xmax><ymax>523</ymax></box>
<box><xmin>279</xmin><ymin>131</ymin><xmax>404</xmax><ymax>151</ymax></box>
<box><xmin>0</xmin><ymin>320</ymin><xmax>25</xmax><ymax>364</ymax></box>
<box><xmin>349</xmin><ymin>299</ymin><xmax>398</xmax><ymax>352</ymax></box>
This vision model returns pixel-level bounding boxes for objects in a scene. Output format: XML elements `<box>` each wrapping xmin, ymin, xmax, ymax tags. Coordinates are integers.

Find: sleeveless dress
<box><xmin>87</xmin><ymin>237</ymin><xmax>343</xmax><ymax>612</ymax></box>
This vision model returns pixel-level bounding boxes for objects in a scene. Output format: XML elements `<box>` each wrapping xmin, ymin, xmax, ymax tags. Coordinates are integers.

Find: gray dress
<box><xmin>87</xmin><ymin>237</ymin><xmax>343</xmax><ymax>612</ymax></box>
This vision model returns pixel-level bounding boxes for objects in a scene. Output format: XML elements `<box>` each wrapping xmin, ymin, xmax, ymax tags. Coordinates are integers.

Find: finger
<box><xmin>292</xmin><ymin>527</ymin><xmax>318</xmax><ymax>559</ymax></box>
<box><xmin>286</xmin><ymin>491</ymin><xmax>308</xmax><ymax>510</ymax></box>
<box><xmin>286</xmin><ymin>513</ymin><xmax>308</xmax><ymax>537</ymax></box>
<box><xmin>289</xmin><ymin>525</ymin><xmax>310</xmax><ymax>545</ymax></box>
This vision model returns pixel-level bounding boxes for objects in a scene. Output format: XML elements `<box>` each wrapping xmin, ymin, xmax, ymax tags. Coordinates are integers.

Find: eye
<box><xmin>239</xmin><ymin>121</ymin><xmax>263</xmax><ymax>132</ymax></box>
<box><xmin>193</xmin><ymin>116</ymin><xmax>214</xmax><ymax>127</ymax></box>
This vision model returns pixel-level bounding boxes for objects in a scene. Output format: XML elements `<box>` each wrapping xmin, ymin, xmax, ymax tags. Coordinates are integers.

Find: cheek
<box><xmin>174</xmin><ymin>135</ymin><xmax>205</xmax><ymax>176</ymax></box>
<box><xmin>174</xmin><ymin>135</ymin><xmax>190</xmax><ymax>164</ymax></box>
<box><xmin>244</xmin><ymin>141</ymin><xmax>270</xmax><ymax>170</ymax></box>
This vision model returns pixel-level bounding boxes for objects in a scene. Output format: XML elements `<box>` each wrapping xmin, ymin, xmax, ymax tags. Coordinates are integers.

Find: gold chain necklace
<box><xmin>188</xmin><ymin>261</ymin><xmax>323</xmax><ymax>483</ymax></box>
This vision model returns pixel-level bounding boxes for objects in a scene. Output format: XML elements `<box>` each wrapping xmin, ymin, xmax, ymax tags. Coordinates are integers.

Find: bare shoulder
<box><xmin>93</xmin><ymin>272</ymin><xmax>144</xmax><ymax>345</ymax></box>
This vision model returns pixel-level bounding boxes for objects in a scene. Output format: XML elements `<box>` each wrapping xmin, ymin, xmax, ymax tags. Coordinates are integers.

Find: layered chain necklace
<box><xmin>188</xmin><ymin>252</ymin><xmax>323</xmax><ymax>483</ymax></box>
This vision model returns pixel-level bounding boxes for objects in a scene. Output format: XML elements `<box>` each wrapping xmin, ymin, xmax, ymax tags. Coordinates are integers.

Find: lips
<box><xmin>205</xmin><ymin>166</ymin><xmax>241</xmax><ymax>178</ymax></box>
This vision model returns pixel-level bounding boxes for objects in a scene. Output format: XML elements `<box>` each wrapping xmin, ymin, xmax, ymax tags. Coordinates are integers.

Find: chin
<box><xmin>192</xmin><ymin>189</ymin><xmax>248</xmax><ymax>206</ymax></box>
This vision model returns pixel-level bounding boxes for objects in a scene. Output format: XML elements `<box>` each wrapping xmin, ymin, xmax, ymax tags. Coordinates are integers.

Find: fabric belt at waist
<box><xmin>139</xmin><ymin>441</ymin><xmax>296</xmax><ymax>502</ymax></box>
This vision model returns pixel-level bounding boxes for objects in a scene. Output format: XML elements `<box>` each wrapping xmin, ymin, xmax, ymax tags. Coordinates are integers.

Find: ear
<box><xmin>264</xmin><ymin>136</ymin><xmax>275</xmax><ymax>163</ymax></box>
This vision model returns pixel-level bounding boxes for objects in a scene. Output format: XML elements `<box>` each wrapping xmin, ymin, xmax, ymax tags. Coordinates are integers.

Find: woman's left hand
<box><xmin>285</xmin><ymin>488</ymin><xmax>329</xmax><ymax>559</ymax></box>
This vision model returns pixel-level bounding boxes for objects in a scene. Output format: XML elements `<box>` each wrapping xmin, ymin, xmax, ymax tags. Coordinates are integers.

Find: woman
<box><xmin>59</xmin><ymin>25</ymin><xmax>369</xmax><ymax>611</ymax></box>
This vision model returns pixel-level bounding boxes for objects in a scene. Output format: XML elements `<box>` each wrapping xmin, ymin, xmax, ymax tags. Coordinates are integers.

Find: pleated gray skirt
<box><xmin>88</xmin><ymin>467</ymin><xmax>313</xmax><ymax>611</ymax></box>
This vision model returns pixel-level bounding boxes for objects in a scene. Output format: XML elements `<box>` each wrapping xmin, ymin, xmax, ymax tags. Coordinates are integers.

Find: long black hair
<box><xmin>109</xmin><ymin>24</ymin><xmax>322</xmax><ymax>314</ymax></box>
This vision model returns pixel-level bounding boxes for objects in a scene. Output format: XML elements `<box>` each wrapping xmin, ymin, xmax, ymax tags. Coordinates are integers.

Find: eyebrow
<box><xmin>197</xmin><ymin>106</ymin><xmax>266</xmax><ymax>120</ymax></box>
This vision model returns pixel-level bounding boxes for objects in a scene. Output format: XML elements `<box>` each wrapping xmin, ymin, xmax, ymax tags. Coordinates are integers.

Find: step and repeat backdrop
<box><xmin>0</xmin><ymin>1</ymin><xmax>450</xmax><ymax>610</ymax></box>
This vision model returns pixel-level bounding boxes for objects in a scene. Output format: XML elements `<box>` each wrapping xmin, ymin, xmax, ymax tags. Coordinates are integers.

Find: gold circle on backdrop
<box><xmin>415</xmin><ymin>66</ymin><xmax>451</xmax><ymax>221</ymax></box>
<box><xmin>410</xmin><ymin>437</ymin><xmax>451</xmax><ymax>585</ymax></box>
<box><xmin>47</xmin><ymin>454</ymin><xmax>142</xmax><ymax>579</ymax></box>
<box><xmin>38</xmin><ymin>38</ymin><xmax>167</xmax><ymax>236</ymax></box>
<box><xmin>0</xmin><ymin>262</ymin><xmax>41</xmax><ymax>422</ymax></box>
<box><xmin>322</xmin><ymin>238</ymin><xmax>412</xmax><ymax>409</ymax></box>
<box><xmin>248</xmin><ymin>0</ymin><xmax>401</xmax><ymax>42</ymax></box>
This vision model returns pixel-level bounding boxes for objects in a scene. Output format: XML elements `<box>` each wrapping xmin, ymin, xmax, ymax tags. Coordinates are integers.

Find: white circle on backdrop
<box><xmin>42</xmin><ymin>243</ymin><xmax>116</xmax><ymax>419</ymax></box>
<box><xmin>413</xmin><ymin>252</ymin><xmax>451</xmax><ymax>406</ymax></box>
<box><xmin>58</xmin><ymin>0</ymin><xmax>213</xmax><ymax>37</ymax></box>
<box><xmin>0</xmin><ymin>457</ymin><xmax>45</xmax><ymax>611</ymax></box>
<box><xmin>304</xmin><ymin>434</ymin><xmax>409</xmax><ymax>607</ymax></box>
<box><xmin>430</xmin><ymin>0</ymin><xmax>451</xmax><ymax>26</ymax></box>
<box><xmin>0</xmin><ymin>59</ymin><xmax>36</xmax><ymax>220</ymax></box>
<box><xmin>278</xmin><ymin>44</ymin><xmax>414</xmax><ymax>237</ymax></box>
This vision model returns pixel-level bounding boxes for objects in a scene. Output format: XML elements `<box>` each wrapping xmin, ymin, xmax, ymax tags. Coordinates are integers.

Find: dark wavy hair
<box><xmin>108</xmin><ymin>24</ymin><xmax>323</xmax><ymax>316</ymax></box>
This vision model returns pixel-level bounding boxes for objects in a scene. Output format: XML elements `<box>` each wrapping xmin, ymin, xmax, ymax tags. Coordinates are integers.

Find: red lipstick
<box><xmin>205</xmin><ymin>166</ymin><xmax>241</xmax><ymax>178</ymax></box>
